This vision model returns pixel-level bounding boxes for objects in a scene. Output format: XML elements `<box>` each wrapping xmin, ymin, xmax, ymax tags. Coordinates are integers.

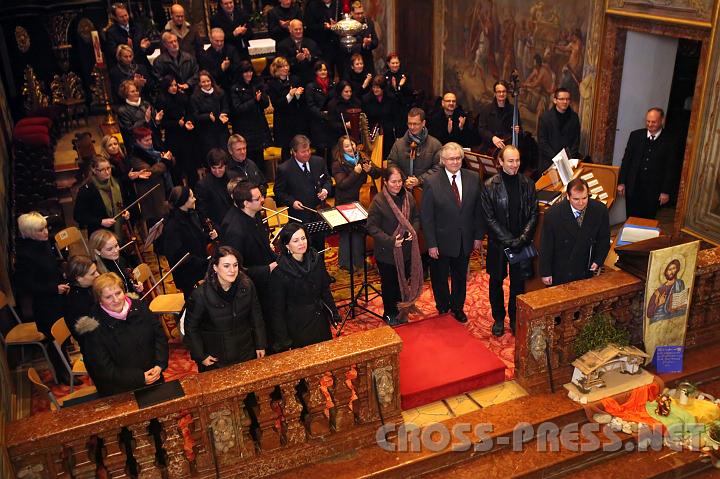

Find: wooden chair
<box><xmin>54</xmin><ymin>226</ymin><xmax>90</xmax><ymax>259</ymax></box>
<box><xmin>27</xmin><ymin>367</ymin><xmax>96</xmax><ymax>411</ymax></box>
<box><xmin>50</xmin><ymin>318</ymin><xmax>88</xmax><ymax>392</ymax></box>
<box><xmin>0</xmin><ymin>291</ymin><xmax>57</xmax><ymax>383</ymax></box>
<box><xmin>133</xmin><ymin>263</ymin><xmax>185</xmax><ymax>336</ymax></box>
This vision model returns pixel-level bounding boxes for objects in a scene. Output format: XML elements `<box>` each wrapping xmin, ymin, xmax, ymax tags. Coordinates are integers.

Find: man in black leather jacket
<box><xmin>480</xmin><ymin>145</ymin><xmax>538</xmax><ymax>336</ymax></box>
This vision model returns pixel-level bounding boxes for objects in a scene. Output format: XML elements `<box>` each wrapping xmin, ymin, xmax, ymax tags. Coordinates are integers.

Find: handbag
<box><xmin>504</xmin><ymin>244</ymin><xmax>539</xmax><ymax>265</ymax></box>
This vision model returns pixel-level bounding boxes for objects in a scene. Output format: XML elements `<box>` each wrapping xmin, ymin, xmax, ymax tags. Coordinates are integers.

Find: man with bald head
<box><xmin>428</xmin><ymin>92</ymin><xmax>469</xmax><ymax>146</ymax></box>
<box><xmin>617</xmin><ymin>107</ymin><xmax>678</xmax><ymax>219</ymax></box>
<box><xmin>164</xmin><ymin>4</ymin><xmax>203</xmax><ymax>57</ymax></box>
<box><xmin>152</xmin><ymin>31</ymin><xmax>199</xmax><ymax>92</ymax></box>
<box><xmin>198</xmin><ymin>28</ymin><xmax>241</xmax><ymax>91</ymax></box>
<box><xmin>276</xmin><ymin>19</ymin><xmax>322</xmax><ymax>86</ymax></box>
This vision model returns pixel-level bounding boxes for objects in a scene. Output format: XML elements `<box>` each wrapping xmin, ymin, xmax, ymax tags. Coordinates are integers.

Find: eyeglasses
<box><xmin>555</xmin><ymin>96</ymin><xmax>571</xmax><ymax>101</ymax></box>
<box><xmin>95</xmin><ymin>167</ymin><xmax>112</xmax><ymax>173</ymax></box>
<box><xmin>250</xmin><ymin>195</ymin><xmax>264</xmax><ymax>202</ymax></box>
<box><xmin>444</xmin><ymin>156</ymin><xmax>463</xmax><ymax>162</ymax></box>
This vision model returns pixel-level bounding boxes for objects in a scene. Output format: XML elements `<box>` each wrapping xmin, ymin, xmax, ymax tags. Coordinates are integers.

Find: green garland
<box><xmin>573</xmin><ymin>312</ymin><xmax>630</xmax><ymax>357</ymax></box>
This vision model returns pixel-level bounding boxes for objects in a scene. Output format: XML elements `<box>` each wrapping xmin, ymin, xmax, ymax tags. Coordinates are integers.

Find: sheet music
<box><xmin>336</xmin><ymin>202</ymin><xmax>369</xmax><ymax>223</ymax></box>
<box><xmin>551</xmin><ymin>148</ymin><xmax>573</xmax><ymax>185</ymax></box>
<box><xmin>319</xmin><ymin>209</ymin><xmax>348</xmax><ymax>228</ymax></box>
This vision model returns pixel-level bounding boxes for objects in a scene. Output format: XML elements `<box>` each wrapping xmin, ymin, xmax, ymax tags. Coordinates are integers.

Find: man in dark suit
<box><xmin>220</xmin><ymin>181</ymin><xmax>278</xmax><ymax>289</ymax></box>
<box><xmin>427</xmin><ymin>92</ymin><xmax>469</xmax><ymax>146</ymax></box>
<box><xmin>198</xmin><ymin>28</ymin><xmax>242</xmax><ymax>92</ymax></box>
<box><xmin>480</xmin><ymin>145</ymin><xmax>538</xmax><ymax>336</ymax></box>
<box><xmin>537</xmin><ymin>87</ymin><xmax>581</xmax><ymax>173</ymax></box>
<box><xmin>540</xmin><ymin>178</ymin><xmax>610</xmax><ymax>287</ymax></box>
<box><xmin>276</xmin><ymin>20</ymin><xmax>322</xmax><ymax>87</ymax></box>
<box><xmin>421</xmin><ymin>142</ymin><xmax>485</xmax><ymax>323</ymax></box>
<box><xmin>104</xmin><ymin>2</ymin><xmax>153</xmax><ymax>69</ymax></box>
<box><xmin>477</xmin><ymin>81</ymin><xmax>520</xmax><ymax>154</ymax></box>
<box><xmin>274</xmin><ymin>135</ymin><xmax>332</xmax><ymax>255</ymax></box>
<box><xmin>210</xmin><ymin>0</ymin><xmax>253</xmax><ymax>60</ymax></box>
<box><xmin>617</xmin><ymin>107</ymin><xmax>677</xmax><ymax>219</ymax></box>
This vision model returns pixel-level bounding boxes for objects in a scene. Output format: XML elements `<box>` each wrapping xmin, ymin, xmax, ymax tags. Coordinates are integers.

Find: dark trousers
<box><xmin>489</xmin><ymin>255</ymin><xmax>526</xmax><ymax>327</ymax></box>
<box><xmin>429</xmin><ymin>246</ymin><xmax>470</xmax><ymax>313</ymax></box>
<box><xmin>377</xmin><ymin>260</ymin><xmax>410</xmax><ymax>317</ymax></box>
<box><xmin>627</xmin><ymin>181</ymin><xmax>659</xmax><ymax>219</ymax></box>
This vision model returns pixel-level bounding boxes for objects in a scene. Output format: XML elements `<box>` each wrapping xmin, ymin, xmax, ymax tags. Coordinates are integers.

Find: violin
<box><xmin>204</xmin><ymin>218</ymin><xmax>219</xmax><ymax>257</ymax></box>
<box><xmin>117</xmin><ymin>201</ymin><xmax>143</xmax><ymax>263</ymax></box>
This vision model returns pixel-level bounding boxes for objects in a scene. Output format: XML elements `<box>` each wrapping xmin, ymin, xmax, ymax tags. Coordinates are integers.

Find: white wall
<box><xmin>612</xmin><ymin>31</ymin><xmax>678</xmax><ymax>166</ymax></box>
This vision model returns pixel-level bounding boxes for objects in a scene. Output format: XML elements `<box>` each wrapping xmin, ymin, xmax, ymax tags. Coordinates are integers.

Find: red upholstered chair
<box><xmin>17</xmin><ymin>117</ymin><xmax>52</xmax><ymax>128</ymax></box>
<box><xmin>14</xmin><ymin>125</ymin><xmax>49</xmax><ymax>137</ymax></box>
<box><xmin>13</xmin><ymin>131</ymin><xmax>51</xmax><ymax>147</ymax></box>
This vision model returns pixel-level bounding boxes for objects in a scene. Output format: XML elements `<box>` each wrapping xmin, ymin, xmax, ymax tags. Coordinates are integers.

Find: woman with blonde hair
<box><xmin>89</xmin><ymin>229</ymin><xmax>142</xmax><ymax>294</ymax></box>
<box><xmin>267</xmin><ymin>56</ymin><xmax>307</xmax><ymax>159</ymax></box>
<box><xmin>76</xmin><ymin>272</ymin><xmax>168</xmax><ymax>397</ymax></box>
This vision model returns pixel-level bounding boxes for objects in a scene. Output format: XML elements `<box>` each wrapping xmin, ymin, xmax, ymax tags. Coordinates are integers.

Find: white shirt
<box><xmin>445</xmin><ymin>168</ymin><xmax>462</xmax><ymax>201</ymax></box>
<box><xmin>647</xmin><ymin>129</ymin><xmax>662</xmax><ymax>140</ymax></box>
<box><xmin>570</xmin><ymin>204</ymin><xmax>584</xmax><ymax>219</ymax></box>
<box><xmin>296</xmin><ymin>159</ymin><xmax>309</xmax><ymax>173</ymax></box>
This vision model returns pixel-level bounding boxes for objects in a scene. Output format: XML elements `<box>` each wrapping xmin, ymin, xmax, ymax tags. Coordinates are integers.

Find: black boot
<box><xmin>492</xmin><ymin>321</ymin><xmax>504</xmax><ymax>337</ymax></box>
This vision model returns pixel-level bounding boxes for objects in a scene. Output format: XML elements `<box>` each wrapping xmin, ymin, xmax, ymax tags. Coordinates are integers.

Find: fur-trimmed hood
<box><xmin>74</xmin><ymin>316</ymin><xmax>100</xmax><ymax>335</ymax></box>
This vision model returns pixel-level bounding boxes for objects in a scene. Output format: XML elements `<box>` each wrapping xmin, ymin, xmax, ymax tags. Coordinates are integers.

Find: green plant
<box><xmin>573</xmin><ymin>312</ymin><xmax>630</xmax><ymax>357</ymax></box>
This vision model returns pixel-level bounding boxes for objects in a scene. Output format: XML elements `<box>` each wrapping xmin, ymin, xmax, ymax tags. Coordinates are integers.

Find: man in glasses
<box><xmin>537</xmin><ymin>87</ymin><xmax>581</xmax><ymax>173</ymax></box>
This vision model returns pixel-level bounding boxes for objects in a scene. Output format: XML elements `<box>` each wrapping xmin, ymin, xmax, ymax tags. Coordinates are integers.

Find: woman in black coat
<box><xmin>267</xmin><ymin>56</ymin><xmax>307</xmax><ymax>158</ymax></box>
<box><xmin>163</xmin><ymin>186</ymin><xmax>216</xmax><ymax>298</ymax></box>
<box><xmin>14</xmin><ymin>212</ymin><xmax>69</xmax><ymax>338</ymax></box>
<box><xmin>73</xmin><ymin>156</ymin><xmax>131</xmax><ymax>239</ymax></box>
<box><xmin>343</xmin><ymin>53</ymin><xmax>372</xmax><ymax>99</ymax></box>
<box><xmin>89</xmin><ymin>229</ymin><xmax>143</xmax><ymax>295</ymax></box>
<box><xmin>327</xmin><ymin>81</ymin><xmax>362</xmax><ymax>139</ymax></box>
<box><xmin>63</xmin><ymin>255</ymin><xmax>99</xmax><ymax>344</ymax></box>
<box><xmin>189</xmin><ymin>70</ymin><xmax>230</xmax><ymax>173</ymax></box>
<box><xmin>268</xmin><ymin>223</ymin><xmax>339</xmax><ymax>352</ymax></box>
<box><xmin>383</xmin><ymin>52</ymin><xmax>413</xmax><ymax>112</ymax></box>
<box><xmin>366</xmin><ymin>166</ymin><xmax>422</xmax><ymax>325</ymax></box>
<box><xmin>109</xmin><ymin>44</ymin><xmax>154</xmax><ymax>102</ymax></box>
<box><xmin>155</xmin><ymin>76</ymin><xmax>195</xmax><ymax>184</ymax></box>
<box><xmin>362</xmin><ymin>75</ymin><xmax>403</xmax><ymax>158</ymax></box>
<box><xmin>184</xmin><ymin>245</ymin><xmax>266</xmax><ymax>372</ymax></box>
<box><xmin>305</xmin><ymin>60</ymin><xmax>335</xmax><ymax>155</ymax></box>
<box><xmin>116</xmin><ymin>80</ymin><xmax>162</xmax><ymax>146</ymax></box>
<box><xmin>230</xmin><ymin>61</ymin><xmax>271</xmax><ymax>170</ymax></box>
<box><xmin>77</xmin><ymin>272</ymin><xmax>168</xmax><ymax>397</ymax></box>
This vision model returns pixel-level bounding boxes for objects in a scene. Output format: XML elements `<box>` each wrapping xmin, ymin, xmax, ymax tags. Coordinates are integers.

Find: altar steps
<box><xmin>270</xmin><ymin>343</ymin><xmax>720</xmax><ymax>479</ymax></box>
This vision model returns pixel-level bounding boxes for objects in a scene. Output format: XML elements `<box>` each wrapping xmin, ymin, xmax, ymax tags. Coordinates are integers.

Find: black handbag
<box><xmin>504</xmin><ymin>244</ymin><xmax>539</xmax><ymax>265</ymax></box>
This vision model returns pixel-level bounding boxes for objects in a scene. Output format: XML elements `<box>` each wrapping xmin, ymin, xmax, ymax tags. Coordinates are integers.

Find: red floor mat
<box><xmin>394</xmin><ymin>314</ymin><xmax>506</xmax><ymax>410</ymax></box>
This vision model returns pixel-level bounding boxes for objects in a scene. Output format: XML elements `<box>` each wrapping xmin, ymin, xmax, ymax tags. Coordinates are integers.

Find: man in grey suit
<box><xmin>421</xmin><ymin>142</ymin><xmax>486</xmax><ymax>323</ymax></box>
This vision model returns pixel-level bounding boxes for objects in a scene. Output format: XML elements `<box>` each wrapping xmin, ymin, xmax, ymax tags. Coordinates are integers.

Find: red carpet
<box><xmin>394</xmin><ymin>314</ymin><xmax>506</xmax><ymax>410</ymax></box>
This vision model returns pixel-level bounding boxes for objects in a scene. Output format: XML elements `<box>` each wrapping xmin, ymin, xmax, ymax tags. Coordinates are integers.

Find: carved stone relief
<box><xmin>209</xmin><ymin>409</ymin><xmax>236</xmax><ymax>454</ymax></box>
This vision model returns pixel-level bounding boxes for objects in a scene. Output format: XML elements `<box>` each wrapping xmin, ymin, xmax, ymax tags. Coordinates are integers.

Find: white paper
<box><xmin>619</xmin><ymin>225</ymin><xmax>660</xmax><ymax>244</ymax></box>
<box><xmin>551</xmin><ymin>149</ymin><xmax>573</xmax><ymax>185</ymax></box>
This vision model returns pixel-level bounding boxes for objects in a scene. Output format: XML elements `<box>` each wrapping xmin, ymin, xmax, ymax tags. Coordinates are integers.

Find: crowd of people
<box><xmin>11</xmin><ymin>0</ymin><xmax>678</xmax><ymax>400</ymax></box>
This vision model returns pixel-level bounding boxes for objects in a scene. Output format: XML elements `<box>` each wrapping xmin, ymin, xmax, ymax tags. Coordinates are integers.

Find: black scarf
<box><xmin>278</xmin><ymin>248</ymin><xmax>319</xmax><ymax>278</ymax></box>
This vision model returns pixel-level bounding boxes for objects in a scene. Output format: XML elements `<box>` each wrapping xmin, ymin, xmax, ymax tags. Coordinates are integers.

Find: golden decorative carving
<box><xmin>21</xmin><ymin>66</ymin><xmax>49</xmax><ymax>113</ymax></box>
<box><xmin>530</xmin><ymin>326</ymin><xmax>548</xmax><ymax>361</ymax></box>
<box><xmin>208</xmin><ymin>409</ymin><xmax>236</xmax><ymax>454</ymax></box>
<box><xmin>50</xmin><ymin>72</ymin><xmax>85</xmax><ymax>104</ymax></box>
<box><xmin>14</xmin><ymin>26</ymin><xmax>30</xmax><ymax>53</ymax></box>
<box><xmin>45</xmin><ymin>12</ymin><xmax>78</xmax><ymax>72</ymax></box>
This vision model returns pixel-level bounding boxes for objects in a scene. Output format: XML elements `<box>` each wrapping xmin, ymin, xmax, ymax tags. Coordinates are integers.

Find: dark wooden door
<box><xmin>395</xmin><ymin>0</ymin><xmax>434</xmax><ymax>102</ymax></box>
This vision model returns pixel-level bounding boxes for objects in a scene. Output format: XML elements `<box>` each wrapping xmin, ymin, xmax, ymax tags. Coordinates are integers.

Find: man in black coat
<box><xmin>480</xmin><ymin>145</ymin><xmax>538</xmax><ymax>336</ymax></box>
<box><xmin>103</xmin><ymin>3</ymin><xmax>153</xmax><ymax>69</ymax></box>
<box><xmin>421</xmin><ymin>142</ymin><xmax>485</xmax><ymax>323</ymax></box>
<box><xmin>194</xmin><ymin>148</ymin><xmax>234</xmax><ymax>227</ymax></box>
<box><xmin>537</xmin><ymin>87</ymin><xmax>581</xmax><ymax>173</ymax></box>
<box><xmin>220</xmin><ymin>181</ymin><xmax>278</xmax><ymax>290</ymax></box>
<box><xmin>477</xmin><ymin>81</ymin><xmax>520</xmax><ymax>153</ymax></box>
<box><xmin>226</xmin><ymin>134</ymin><xmax>267</xmax><ymax>193</ymax></box>
<box><xmin>427</xmin><ymin>92</ymin><xmax>469</xmax><ymax>146</ymax></box>
<box><xmin>276</xmin><ymin>19</ymin><xmax>322</xmax><ymax>87</ymax></box>
<box><xmin>617</xmin><ymin>107</ymin><xmax>677</xmax><ymax>219</ymax></box>
<box><xmin>274</xmin><ymin>134</ymin><xmax>332</xmax><ymax>254</ymax></box>
<box><xmin>153</xmin><ymin>32</ymin><xmax>199</xmax><ymax>93</ymax></box>
<box><xmin>210</xmin><ymin>0</ymin><xmax>253</xmax><ymax>60</ymax></box>
<box><xmin>343</xmin><ymin>1</ymin><xmax>379</xmax><ymax>75</ymax></box>
<box><xmin>540</xmin><ymin>178</ymin><xmax>610</xmax><ymax>286</ymax></box>
<box><xmin>198</xmin><ymin>28</ymin><xmax>242</xmax><ymax>92</ymax></box>
<box><xmin>267</xmin><ymin>0</ymin><xmax>303</xmax><ymax>42</ymax></box>
<box><xmin>303</xmin><ymin>0</ymin><xmax>340</xmax><ymax>77</ymax></box>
